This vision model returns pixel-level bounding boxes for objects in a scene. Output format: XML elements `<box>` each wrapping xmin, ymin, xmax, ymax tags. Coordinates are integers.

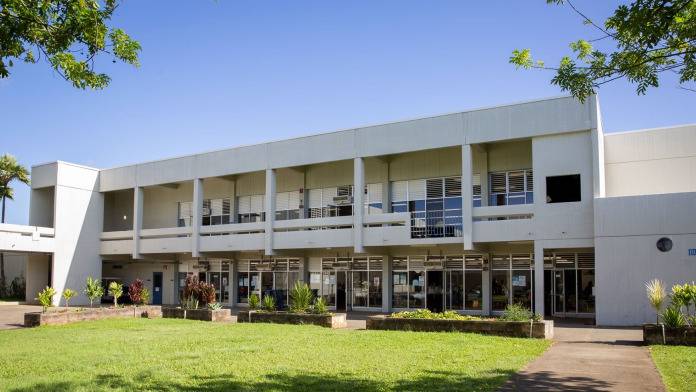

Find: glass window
<box><xmin>491</xmin><ymin>270</ymin><xmax>509</xmax><ymax>311</ymax></box>
<box><xmin>352</xmin><ymin>271</ymin><xmax>369</xmax><ymax>308</ymax></box>
<box><xmin>511</xmin><ymin>270</ymin><xmax>532</xmax><ymax>308</ymax></box>
<box><xmin>392</xmin><ymin>271</ymin><xmax>408</xmax><ymax>308</ymax></box>
<box><xmin>446</xmin><ymin>270</ymin><xmax>464</xmax><ymax>310</ymax></box>
<box><xmin>322</xmin><ymin>271</ymin><xmax>336</xmax><ymax>307</ymax></box>
<box><xmin>409</xmin><ymin>270</ymin><xmax>425</xmax><ymax>308</ymax></box>
<box><xmin>237</xmin><ymin>272</ymin><xmax>249</xmax><ymax>303</ymax></box>
<box><xmin>464</xmin><ymin>271</ymin><xmax>482</xmax><ymax>310</ymax></box>
<box><xmin>369</xmin><ymin>271</ymin><xmax>382</xmax><ymax>308</ymax></box>
<box><xmin>577</xmin><ymin>269</ymin><xmax>595</xmax><ymax>313</ymax></box>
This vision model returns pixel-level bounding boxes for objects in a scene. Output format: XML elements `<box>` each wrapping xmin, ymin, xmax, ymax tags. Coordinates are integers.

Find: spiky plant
<box><xmin>646</xmin><ymin>279</ymin><xmax>666</xmax><ymax>324</ymax></box>
<box><xmin>289</xmin><ymin>281</ymin><xmax>314</xmax><ymax>313</ymax></box>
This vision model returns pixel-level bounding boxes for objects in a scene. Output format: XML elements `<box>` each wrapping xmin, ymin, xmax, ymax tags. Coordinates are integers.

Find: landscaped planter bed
<box><xmin>643</xmin><ymin>324</ymin><xmax>696</xmax><ymax>346</ymax></box>
<box><xmin>238</xmin><ymin>310</ymin><xmax>347</xmax><ymax>328</ymax></box>
<box><xmin>162</xmin><ymin>307</ymin><xmax>234</xmax><ymax>322</ymax></box>
<box><xmin>24</xmin><ymin>305</ymin><xmax>162</xmax><ymax>327</ymax></box>
<box><xmin>366</xmin><ymin>315</ymin><xmax>553</xmax><ymax>339</ymax></box>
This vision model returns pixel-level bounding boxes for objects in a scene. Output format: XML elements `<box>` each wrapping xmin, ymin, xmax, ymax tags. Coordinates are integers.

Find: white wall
<box><xmin>595</xmin><ymin>192</ymin><xmax>696</xmax><ymax>325</ymax></box>
<box><xmin>142</xmin><ymin>182</ymin><xmax>192</xmax><ymax>229</ymax></box>
<box><xmin>52</xmin><ymin>163</ymin><xmax>103</xmax><ymax>306</ymax></box>
<box><xmin>605</xmin><ymin>124</ymin><xmax>696</xmax><ymax>197</ymax></box>
<box><xmin>1</xmin><ymin>253</ymin><xmax>26</xmax><ymax>288</ymax></box>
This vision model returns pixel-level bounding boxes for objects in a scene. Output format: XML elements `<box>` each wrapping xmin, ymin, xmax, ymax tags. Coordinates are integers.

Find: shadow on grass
<box><xmin>8</xmin><ymin>369</ymin><xmax>516</xmax><ymax>392</ymax></box>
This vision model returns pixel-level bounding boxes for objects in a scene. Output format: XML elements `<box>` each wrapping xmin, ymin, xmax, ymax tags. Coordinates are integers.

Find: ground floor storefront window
<box><xmin>391</xmin><ymin>255</ymin><xmax>483</xmax><ymax>312</ymax></box>
<box><xmin>491</xmin><ymin>254</ymin><xmax>534</xmax><ymax>311</ymax></box>
<box><xmin>178</xmin><ymin>260</ymin><xmax>231</xmax><ymax>304</ymax></box>
<box><xmin>544</xmin><ymin>251</ymin><xmax>595</xmax><ymax>316</ymax></box>
<box><xmin>237</xmin><ymin>258</ymin><xmax>301</xmax><ymax>309</ymax></box>
<box><xmin>310</xmin><ymin>257</ymin><xmax>383</xmax><ymax>311</ymax></box>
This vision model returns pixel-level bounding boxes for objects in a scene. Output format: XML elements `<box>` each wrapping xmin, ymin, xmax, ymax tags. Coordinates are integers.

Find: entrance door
<box><xmin>426</xmin><ymin>270</ymin><xmax>444</xmax><ymax>312</ymax></box>
<box><xmin>553</xmin><ymin>270</ymin><xmax>564</xmax><ymax>315</ymax></box>
<box><xmin>553</xmin><ymin>269</ymin><xmax>578</xmax><ymax>316</ymax></box>
<box><xmin>336</xmin><ymin>271</ymin><xmax>348</xmax><ymax>311</ymax></box>
<box><xmin>208</xmin><ymin>272</ymin><xmax>221</xmax><ymax>303</ymax></box>
<box><xmin>152</xmin><ymin>272</ymin><xmax>163</xmax><ymax>305</ymax></box>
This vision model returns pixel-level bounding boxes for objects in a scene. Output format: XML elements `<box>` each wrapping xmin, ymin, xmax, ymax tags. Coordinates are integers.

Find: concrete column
<box><xmin>264</xmin><ymin>168</ymin><xmax>276</xmax><ymax>256</ymax></box>
<box><xmin>479</xmin><ymin>148</ymin><xmax>489</xmax><ymax>207</ymax></box>
<box><xmin>192</xmin><ymin>178</ymin><xmax>203</xmax><ymax>258</ymax></box>
<box><xmin>482</xmin><ymin>254</ymin><xmax>491</xmax><ymax>315</ymax></box>
<box><xmin>229</xmin><ymin>260</ymin><xmax>236</xmax><ymax>307</ymax></box>
<box><xmin>534</xmin><ymin>241</ymin><xmax>545</xmax><ymax>317</ymax></box>
<box><xmin>231</xmin><ymin>179</ymin><xmax>238</xmax><ymax>224</ymax></box>
<box><xmin>461</xmin><ymin>145</ymin><xmax>473</xmax><ymax>250</ymax></box>
<box><xmin>174</xmin><ymin>261</ymin><xmax>181</xmax><ymax>305</ymax></box>
<box><xmin>133</xmin><ymin>186</ymin><xmax>143</xmax><ymax>259</ymax></box>
<box><xmin>382</xmin><ymin>160</ymin><xmax>391</xmax><ymax>214</ymax></box>
<box><xmin>382</xmin><ymin>255</ymin><xmax>392</xmax><ymax>313</ymax></box>
<box><xmin>302</xmin><ymin>257</ymin><xmax>310</xmax><ymax>283</ymax></box>
<box><xmin>353</xmin><ymin>157</ymin><xmax>365</xmax><ymax>253</ymax></box>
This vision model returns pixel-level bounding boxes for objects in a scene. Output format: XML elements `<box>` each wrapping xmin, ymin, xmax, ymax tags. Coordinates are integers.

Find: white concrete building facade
<box><xmin>2</xmin><ymin>95</ymin><xmax>695</xmax><ymax>326</ymax></box>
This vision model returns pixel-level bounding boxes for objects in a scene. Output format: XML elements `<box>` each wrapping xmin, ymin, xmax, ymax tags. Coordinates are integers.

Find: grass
<box><xmin>0</xmin><ymin>318</ymin><xmax>549</xmax><ymax>391</ymax></box>
<box><xmin>650</xmin><ymin>345</ymin><xmax>696</xmax><ymax>392</ymax></box>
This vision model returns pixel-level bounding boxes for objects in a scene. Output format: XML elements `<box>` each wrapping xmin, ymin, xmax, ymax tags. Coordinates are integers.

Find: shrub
<box><xmin>10</xmin><ymin>276</ymin><xmax>25</xmax><ymax>300</ymax></box>
<box><xmin>248</xmin><ymin>293</ymin><xmax>260</xmax><ymax>310</ymax></box>
<box><xmin>62</xmin><ymin>288</ymin><xmax>77</xmax><ymax>308</ymax></box>
<box><xmin>182</xmin><ymin>296</ymin><xmax>199</xmax><ymax>310</ymax></box>
<box><xmin>390</xmin><ymin>309</ymin><xmax>477</xmax><ymax>321</ymax></box>
<box><xmin>183</xmin><ymin>276</ymin><xmax>201</xmax><ymax>303</ymax></box>
<box><xmin>208</xmin><ymin>302</ymin><xmax>222</xmax><ymax>310</ymax></box>
<box><xmin>108</xmin><ymin>281</ymin><xmax>123</xmax><ymax>307</ymax></box>
<box><xmin>128</xmin><ymin>279</ymin><xmax>146</xmax><ymax>305</ymax></box>
<box><xmin>313</xmin><ymin>296</ymin><xmax>328</xmax><ymax>315</ymax></box>
<box><xmin>289</xmin><ymin>281</ymin><xmax>313</xmax><ymax>313</ymax></box>
<box><xmin>262</xmin><ymin>294</ymin><xmax>276</xmax><ymax>311</ymax></box>
<box><xmin>661</xmin><ymin>305</ymin><xmax>686</xmax><ymax>328</ymax></box>
<box><xmin>84</xmin><ymin>276</ymin><xmax>104</xmax><ymax>308</ymax></box>
<box><xmin>501</xmin><ymin>303</ymin><xmax>539</xmax><ymax>322</ymax></box>
<box><xmin>36</xmin><ymin>286</ymin><xmax>56</xmax><ymax>313</ymax></box>
<box><xmin>646</xmin><ymin>279</ymin><xmax>666</xmax><ymax>324</ymax></box>
<box><xmin>141</xmin><ymin>288</ymin><xmax>151</xmax><ymax>305</ymax></box>
<box><xmin>199</xmin><ymin>282</ymin><xmax>216</xmax><ymax>306</ymax></box>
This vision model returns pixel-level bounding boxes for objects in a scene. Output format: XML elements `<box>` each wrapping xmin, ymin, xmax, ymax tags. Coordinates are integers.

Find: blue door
<box><xmin>152</xmin><ymin>272</ymin><xmax>163</xmax><ymax>305</ymax></box>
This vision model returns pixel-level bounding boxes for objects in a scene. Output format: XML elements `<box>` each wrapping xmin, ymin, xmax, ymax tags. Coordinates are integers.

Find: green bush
<box><xmin>313</xmin><ymin>297</ymin><xmax>328</xmax><ymax>314</ymax></box>
<box><xmin>248</xmin><ymin>293</ymin><xmax>260</xmax><ymax>310</ymax></box>
<box><xmin>208</xmin><ymin>302</ymin><xmax>222</xmax><ymax>310</ymax></box>
<box><xmin>390</xmin><ymin>309</ymin><xmax>477</xmax><ymax>321</ymax></box>
<box><xmin>36</xmin><ymin>286</ymin><xmax>56</xmax><ymax>313</ymax></box>
<box><xmin>500</xmin><ymin>304</ymin><xmax>539</xmax><ymax>322</ymax></box>
<box><xmin>84</xmin><ymin>276</ymin><xmax>104</xmax><ymax>308</ymax></box>
<box><xmin>289</xmin><ymin>281</ymin><xmax>313</xmax><ymax>313</ymax></box>
<box><xmin>108</xmin><ymin>281</ymin><xmax>123</xmax><ymax>307</ymax></box>
<box><xmin>141</xmin><ymin>288</ymin><xmax>151</xmax><ymax>305</ymax></box>
<box><xmin>62</xmin><ymin>288</ymin><xmax>77</xmax><ymax>308</ymax></box>
<box><xmin>262</xmin><ymin>295</ymin><xmax>276</xmax><ymax>312</ymax></box>
<box><xmin>661</xmin><ymin>305</ymin><xmax>686</xmax><ymax>328</ymax></box>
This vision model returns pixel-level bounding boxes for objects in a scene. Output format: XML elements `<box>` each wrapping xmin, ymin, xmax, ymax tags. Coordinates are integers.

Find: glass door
<box><xmin>554</xmin><ymin>270</ymin><xmax>565</xmax><ymax>315</ymax></box>
<box><xmin>426</xmin><ymin>270</ymin><xmax>444</xmax><ymax>312</ymax></box>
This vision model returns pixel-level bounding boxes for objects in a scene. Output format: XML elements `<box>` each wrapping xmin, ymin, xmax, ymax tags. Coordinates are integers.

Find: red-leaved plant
<box><xmin>128</xmin><ymin>279</ymin><xmax>145</xmax><ymax>305</ymax></box>
<box><xmin>183</xmin><ymin>276</ymin><xmax>201</xmax><ymax>301</ymax></box>
<box><xmin>199</xmin><ymin>282</ymin><xmax>216</xmax><ymax>306</ymax></box>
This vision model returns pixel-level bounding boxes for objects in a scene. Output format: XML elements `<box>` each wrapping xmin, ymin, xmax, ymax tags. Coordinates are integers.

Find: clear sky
<box><xmin>2</xmin><ymin>0</ymin><xmax>694</xmax><ymax>225</ymax></box>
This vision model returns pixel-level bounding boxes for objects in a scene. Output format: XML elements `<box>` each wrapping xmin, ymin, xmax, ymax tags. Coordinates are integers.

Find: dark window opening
<box><xmin>546</xmin><ymin>174</ymin><xmax>581</xmax><ymax>203</ymax></box>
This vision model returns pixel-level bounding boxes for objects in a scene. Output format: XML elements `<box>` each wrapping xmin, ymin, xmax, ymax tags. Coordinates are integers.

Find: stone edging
<box><xmin>162</xmin><ymin>307</ymin><xmax>234</xmax><ymax>322</ymax></box>
<box><xmin>643</xmin><ymin>324</ymin><xmax>696</xmax><ymax>346</ymax></box>
<box><xmin>366</xmin><ymin>315</ymin><xmax>553</xmax><ymax>339</ymax></box>
<box><xmin>24</xmin><ymin>305</ymin><xmax>162</xmax><ymax>327</ymax></box>
<box><xmin>238</xmin><ymin>310</ymin><xmax>347</xmax><ymax>328</ymax></box>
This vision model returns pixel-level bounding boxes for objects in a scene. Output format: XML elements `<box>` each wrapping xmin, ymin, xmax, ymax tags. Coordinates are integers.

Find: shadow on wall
<box><xmin>7</xmin><ymin>370</ymin><xmax>520</xmax><ymax>392</ymax></box>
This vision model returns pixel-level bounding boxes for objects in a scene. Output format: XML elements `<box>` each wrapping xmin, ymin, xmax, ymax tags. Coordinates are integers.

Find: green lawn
<box><xmin>650</xmin><ymin>345</ymin><xmax>696</xmax><ymax>392</ymax></box>
<box><xmin>0</xmin><ymin>318</ymin><xmax>549</xmax><ymax>391</ymax></box>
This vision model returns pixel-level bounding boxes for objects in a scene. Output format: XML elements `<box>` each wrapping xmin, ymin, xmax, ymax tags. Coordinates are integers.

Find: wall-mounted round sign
<box><xmin>656</xmin><ymin>237</ymin><xmax>673</xmax><ymax>252</ymax></box>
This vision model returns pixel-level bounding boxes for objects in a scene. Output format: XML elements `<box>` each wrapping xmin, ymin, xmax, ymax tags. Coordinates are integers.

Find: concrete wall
<box><xmin>595</xmin><ymin>192</ymin><xmax>696</xmax><ymax>325</ymax></box>
<box><xmin>103</xmin><ymin>189</ymin><xmax>133</xmax><ymax>231</ymax></box>
<box><xmin>25</xmin><ymin>253</ymin><xmax>50</xmax><ymax>303</ymax></box>
<box><xmin>486</xmin><ymin>140</ymin><xmax>532</xmax><ymax>172</ymax></box>
<box><xmin>29</xmin><ymin>187</ymin><xmax>54</xmax><ymax>228</ymax></box>
<box><xmin>52</xmin><ymin>162</ymin><xmax>103</xmax><ymax>306</ymax></box>
<box><xmin>604</xmin><ymin>124</ymin><xmax>696</xmax><ymax>197</ymax></box>
<box><xmin>142</xmin><ymin>182</ymin><xmax>192</xmax><ymax>229</ymax></box>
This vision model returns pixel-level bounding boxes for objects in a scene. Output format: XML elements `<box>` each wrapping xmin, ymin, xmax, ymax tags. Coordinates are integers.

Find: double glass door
<box><xmin>553</xmin><ymin>269</ymin><xmax>576</xmax><ymax>315</ymax></box>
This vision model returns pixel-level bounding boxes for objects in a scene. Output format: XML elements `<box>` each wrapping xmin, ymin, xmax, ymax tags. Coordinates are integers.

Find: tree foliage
<box><xmin>510</xmin><ymin>0</ymin><xmax>696</xmax><ymax>101</ymax></box>
<box><xmin>0</xmin><ymin>0</ymin><xmax>140</xmax><ymax>89</ymax></box>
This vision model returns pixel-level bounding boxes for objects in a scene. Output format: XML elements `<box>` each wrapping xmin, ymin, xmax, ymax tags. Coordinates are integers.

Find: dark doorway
<box><xmin>336</xmin><ymin>271</ymin><xmax>347</xmax><ymax>311</ymax></box>
<box><xmin>426</xmin><ymin>270</ymin><xmax>444</xmax><ymax>312</ymax></box>
<box><xmin>152</xmin><ymin>272</ymin><xmax>163</xmax><ymax>305</ymax></box>
<box><xmin>544</xmin><ymin>270</ymin><xmax>553</xmax><ymax>317</ymax></box>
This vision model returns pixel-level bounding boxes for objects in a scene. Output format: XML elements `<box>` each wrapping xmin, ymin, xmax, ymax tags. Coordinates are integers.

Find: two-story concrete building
<box><xmin>2</xmin><ymin>95</ymin><xmax>695</xmax><ymax>326</ymax></box>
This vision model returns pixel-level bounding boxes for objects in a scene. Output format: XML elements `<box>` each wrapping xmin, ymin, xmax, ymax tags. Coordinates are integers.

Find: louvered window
<box><xmin>178</xmin><ymin>201</ymin><xmax>192</xmax><ymax>227</ymax></box>
<box><xmin>390</xmin><ymin>176</ymin><xmax>462</xmax><ymax>239</ymax></box>
<box><xmin>363</xmin><ymin>183</ymin><xmax>383</xmax><ymax>215</ymax></box>
<box><xmin>306</xmin><ymin>186</ymin><xmax>353</xmax><ymax>219</ymax></box>
<box><xmin>201</xmin><ymin>198</ymin><xmax>232</xmax><ymax>225</ymax></box>
<box><xmin>237</xmin><ymin>194</ymin><xmax>265</xmax><ymax>223</ymax></box>
<box><xmin>275</xmin><ymin>191</ymin><xmax>301</xmax><ymax>221</ymax></box>
<box><xmin>472</xmin><ymin>174</ymin><xmax>482</xmax><ymax>207</ymax></box>
<box><xmin>489</xmin><ymin>169</ymin><xmax>534</xmax><ymax>206</ymax></box>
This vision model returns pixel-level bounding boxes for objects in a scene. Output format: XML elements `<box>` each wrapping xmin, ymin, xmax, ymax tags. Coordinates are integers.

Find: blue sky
<box><xmin>2</xmin><ymin>0</ymin><xmax>694</xmax><ymax>224</ymax></box>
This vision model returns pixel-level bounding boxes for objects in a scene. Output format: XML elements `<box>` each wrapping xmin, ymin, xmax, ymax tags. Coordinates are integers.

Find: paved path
<box><xmin>0</xmin><ymin>304</ymin><xmax>41</xmax><ymax>330</ymax></box>
<box><xmin>500</xmin><ymin>323</ymin><xmax>665</xmax><ymax>391</ymax></box>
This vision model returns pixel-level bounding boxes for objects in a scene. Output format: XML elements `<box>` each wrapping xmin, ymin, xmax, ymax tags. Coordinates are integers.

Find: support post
<box><xmin>461</xmin><ymin>145</ymin><xmax>473</xmax><ymax>250</ymax></box>
<box><xmin>482</xmin><ymin>253</ymin><xmax>491</xmax><ymax>316</ymax></box>
<box><xmin>382</xmin><ymin>255</ymin><xmax>392</xmax><ymax>313</ymax></box>
<box><xmin>534</xmin><ymin>241</ymin><xmax>545</xmax><ymax>317</ymax></box>
<box><xmin>192</xmin><ymin>178</ymin><xmax>203</xmax><ymax>257</ymax></box>
<box><xmin>132</xmin><ymin>186</ymin><xmax>143</xmax><ymax>259</ymax></box>
<box><xmin>353</xmin><ymin>157</ymin><xmax>365</xmax><ymax>253</ymax></box>
<box><xmin>264</xmin><ymin>168</ymin><xmax>276</xmax><ymax>256</ymax></box>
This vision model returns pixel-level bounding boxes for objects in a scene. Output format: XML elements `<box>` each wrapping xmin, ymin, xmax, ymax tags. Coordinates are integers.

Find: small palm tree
<box><xmin>62</xmin><ymin>288</ymin><xmax>77</xmax><ymax>308</ymax></box>
<box><xmin>0</xmin><ymin>154</ymin><xmax>30</xmax><ymax>294</ymax></box>
<box><xmin>646</xmin><ymin>279</ymin><xmax>666</xmax><ymax>324</ymax></box>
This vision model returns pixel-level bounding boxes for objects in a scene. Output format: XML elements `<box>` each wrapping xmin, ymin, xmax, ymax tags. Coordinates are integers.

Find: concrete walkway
<box><xmin>500</xmin><ymin>323</ymin><xmax>665</xmax><ymax>391</ymax></box>
<box><xmin>0</xmin><ymin>304</ymin><xmax>41</xmax><ymax>330</ymax></box>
